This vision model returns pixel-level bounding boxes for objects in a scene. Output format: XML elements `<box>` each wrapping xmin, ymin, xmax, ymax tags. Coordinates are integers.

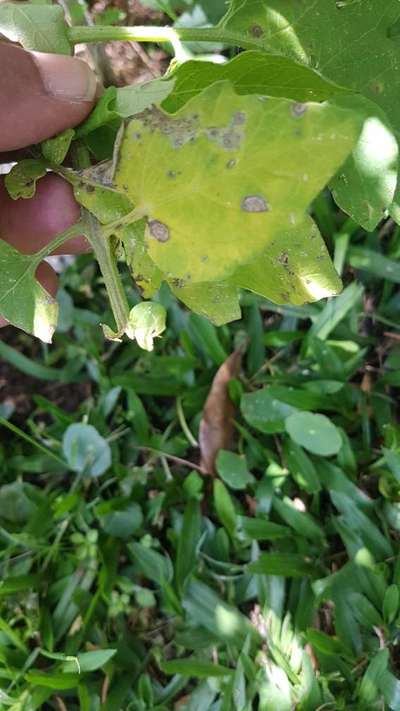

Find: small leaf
<box><xmin>272</xmin><ymin>497</ymin><xmax>324</xmax><ymax>540</ymax></box>
<box><xmin>213</xmin><ymin>479</ymin><xmax>237</xmax><ymax>538</ymax></box>
<box><xmin>216</xmin><ymin>450</ymin><xmax>253</xmax><ymax>490</ymax></box>
<box><xmin>101</xmin><ymin>504</ymin><xmax>143</xmax><ymax>539</ymax></box>
<box><xmin>126</xmin><ymin>302</ymin><xmax>167</xmax><ymax>351</ymax></box>
<box><xmin>0</xmin><ymin>2</ymin><xmax>71</xmax><ymax>53</ymax></box>
<box><xmin>199</xmin><ymin>348</ymin><xmax>242</xmax><ymax>474</ymax></box>
<box><xmin>62</xmin><ymin>423</ymin><xmax>111</xmax><ymax>477</ymax></box>
<box><xmin>285</xmin><ymin>412</ymin><xmax>342</xmax><ymax>457</ymax></box>
<box><xmin>283</xmin><ymin>439</ymin><xmax>321</xmax><ymax>494</ymax></box>
<box><xmin>383</xmin><ymin>584</ymin><xmax>400</xmax><ymax>625</ymax></box>
<box><xmin>77</xmin><ymin>79</ymin><xmax>174</xmax><ymax>137</ymax></box>
<box><xmin>77</xmin><ymin>649</ymin><xmax>117</xmax><ymax>672</ymax></box>
<box><xmin>238</xmin><ymin>516</ymin><xmax>290</xmax><ymax>541</ymax></box>
<box><xmin>129</xmin><ymin>541</ymin><xmax>173</xmax><ymax>585</ymax></box>
<box><xmin>5</xmin><ymin>160</ymin><xmax>47</xmax><ymax>200</ymax></box>
<box><xmin>0</xmin><ymin>239</ymin><xmax>58</xmax><ymax>342</ymax></box>
<box><xmin>175</xmin><ymin>498</ymin><xmax>202</xmax><ymax>592</ymax></box>
<box><xmin>42</xmin><ymin>129</ymin><xmax>75</xmax><ymax>165</ymax></box>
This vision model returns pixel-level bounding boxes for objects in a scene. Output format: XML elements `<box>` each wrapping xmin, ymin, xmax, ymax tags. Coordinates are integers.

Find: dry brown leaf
<box><xmin>199</xmin><ymin>348</ymin><xmax>243</xmax><ymax>475</ymax></box>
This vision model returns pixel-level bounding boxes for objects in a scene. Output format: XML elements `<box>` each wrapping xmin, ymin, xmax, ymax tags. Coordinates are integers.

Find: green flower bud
<box><xmin>127</xmin><ymin>302</ymin><xmax>167</xmax><ymax>351</ymax></box>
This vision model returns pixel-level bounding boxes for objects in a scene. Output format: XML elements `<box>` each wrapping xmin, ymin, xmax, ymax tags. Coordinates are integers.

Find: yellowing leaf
<box><xmin>115</xmin><ymin>82</ymin><xmax>360</xmax><ymax>298</ymax></box>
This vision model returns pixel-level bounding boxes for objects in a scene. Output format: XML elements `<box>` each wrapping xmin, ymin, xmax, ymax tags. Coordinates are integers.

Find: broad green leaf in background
<box><xmin>218</xmin><ymin>0</ymin><xmax>400</xmax><ymax>228</ymax></box>
<box><xmin>162</xmin><ymin>50</ymin><xmax>350</xmax><ymax>113</ymax></box>
<box><xmin>0</xmin><ymin>2</ymin><xmax>71</xmax><ymax>54</ymax></box>
<box><xmin>241</xmin><ymin>387</ymin><xmax>297</xmax><ymax>434</ymax></box>
<box><xmin>115</xmin><ymin>81</ymin><xmax>361</xmax><ymax>322</ymax></box>
<box><xmin>0</xmin><ymin>240</ymin><xmax>58</xmax><ymax>342</ymax></box>
<box><xmin>285</xmin><ymin>412</ymin><xmax>342</xmax><ymax>457</ymax></box>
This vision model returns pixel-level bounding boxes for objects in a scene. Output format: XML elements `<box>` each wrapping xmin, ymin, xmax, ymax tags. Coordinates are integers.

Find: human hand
<box><xmin>0</xmin><ymin>44</ymin><xmax>97</xmax><ymax>326</ymax></box>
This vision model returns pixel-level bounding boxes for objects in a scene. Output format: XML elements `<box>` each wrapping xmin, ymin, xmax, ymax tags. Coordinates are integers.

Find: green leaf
<box><xmin>76</xmin><ymin>649</ymin><xmax>117</xmax><ymax>672</ymax></box>
<box><xmin>329</xmin><ymin>95</ymin><xmax>398</xmax><ymax>230</ymax></box>
<box><xmin>62</xmin><ymin>423</ymin><xmax>111</xmax><ymax>476</ymax></box>
<box><xmin>306</xmin><ymin>629</ymin><xmax>349</xmax><ymax>657</ymax></box>
<box><xmin>101</xmin><ymin>504</ymin><xmax>143</xmax><ymax>539</ymax></box>
<box><xmin>283</xmin><ymin>439</ymin><xmax>321</xmax><ymax>494</ymax></box>
<box><xmin>272</xmin><ymin>497</ymin><xmax>324</xmax><ymax>541</ymax></box>
<box><xmin>162</xmin><ymin>50</ymin><xmax>350</xmax><ymax>113</ymax></box>
<box><xmin>24</xmin><ymin>672</ymin><xmax>79</xmax><ymax>690</ymax></box>
<box><xmin>42</xmin><ymin>129</ymin><xmax>75</xmax><ymax>165</ymax></box>
<box><xmin>216</xmin><ymin>450</ymin><xmax>253</xmax><ymax>490</ymax></box>
<box><xmin>0</xmin><ymin>2</ymin><xmax>71</xmax><ymax>54</ymax></box>
<box><xmin>175</xmin><ymin>498</ymin><xmax>201</xmax><ymax>592</ymax></box>
<box><xmin>348</xmin><ymin>592</ymin><xmax>383</xmax><ymax>628</ymax></box>
<box><xmin>380</xmin><ymin>670</ymin><xmax>400</xmax><ymax>711</ymax></box>
<box><xmin>248</xmin><ymin>553</ymin><xmax>317</xmax><ymax>578</ymax></box>
<box><xmin>159</xmin><ymin>659</ymin><xmax>233</xmax><ymax>678</ymax></box>
<box><xmin>213</xmin><ymin>480</ymin><xmax>237</xmax><ymax>538</ymax></box>
<box><xmin>5</xmin><ymin>160</ymin><xmax>47</xmax><ymax>200</ymax></box>
<box><xmin>129</xmin><ymin>541</ymin><xmax>173</xmax><ymax>586</ymax></box>
<box><xmin>348</xmin><ymin>248</ymin><xmax>400</xmax><ymax>284</ymax></box>
<box><xmin>383</xmin><ymin>584</ymin><xmax>400</xmax><ymax>625</ymax></box>
<box><xmin>115</xmin><ymin>81</ymin><xmax>360</xmax><ymax>323</ymax></box>
<box><xmin>241</xmin><ymin>388</ymin><xmax>298</xmax><ymax>434</ymax></box>
<box><xmin>0</xmin><ymin>239</ymin><xmax>58</xmax><ymax>342</ymax></box>
<box><xmin>238</xmin><ymin>516</ymin><xmax>290</xmax><ymax>541</ymax></box>
<box><xmin>359</xmin><ymin>649</ymin><xmax>389</xmax><ymax>706</ymax></box>
<box><xmin>285</xmin><ymin>412</ymin><xmax>342</xmax><ymax>457</ymax></box>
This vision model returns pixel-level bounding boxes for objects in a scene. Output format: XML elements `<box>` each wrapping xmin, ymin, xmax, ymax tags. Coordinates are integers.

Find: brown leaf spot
<box><xmin>241</xmin><ymin>195</ymin><xmax>269</xmax><ymax>213</ymax></box>
<box><xmin>148</xmin><ymin>220</ymin><xmax>170</xmax><ymax>243</ymax></box>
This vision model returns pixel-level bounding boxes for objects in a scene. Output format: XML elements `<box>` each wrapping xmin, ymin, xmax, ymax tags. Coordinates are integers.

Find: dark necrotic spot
<box><xmin>291</xmin><ymin>102</ymin><xmax>308</xmax><ymax>118</ymax></box>
<box><xmin>226</xmin><ymin>159</ymin><xmax>237</xmax><ymax>170</ymax></box>
<box><xmin>233</xmin><ymin>111</ymin><xmax>246</xmax><ymax>126</ymax></box>
<box><xmin>250</xmin><ymin>24</ymin><xmax>264</xmax><ymax>37</ymax></box>
<box><xmin>241</xmin><ymin>195</ymin><xmax>270</xmax><ymax>213</ymax></box>
<box><xmin>149</xmin><ymin>220</ymin><xmax>170</xmax><ymax>243</ymax></box>
<box><xmin>86</xmin><ymin>184</ymin><xmax>96</xmax><ymax>193</ymax></box>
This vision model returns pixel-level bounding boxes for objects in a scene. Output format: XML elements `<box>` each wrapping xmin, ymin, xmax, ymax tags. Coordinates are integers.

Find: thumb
<box><xmin>0</xmin><ymin>44</ymin><xmax>97</xmax><ymax>152</ymax></box>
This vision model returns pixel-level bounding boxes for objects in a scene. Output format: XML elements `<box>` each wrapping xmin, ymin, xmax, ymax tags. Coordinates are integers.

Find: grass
<box><xmin>0</xmin><ymin>192</ymin><xmax>400</xmax><ymax>710</ymax></box>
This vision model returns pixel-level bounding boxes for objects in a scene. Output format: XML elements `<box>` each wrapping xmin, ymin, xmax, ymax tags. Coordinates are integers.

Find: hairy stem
<box><xmin>82</xmin><ymin>211</ymin><xmax>130</xmax><ymax>333</ymax></box>
<box><xmin>67</xmin><ymin>24</ymin><xmax>259</xmax><ymax>52</ymax></box>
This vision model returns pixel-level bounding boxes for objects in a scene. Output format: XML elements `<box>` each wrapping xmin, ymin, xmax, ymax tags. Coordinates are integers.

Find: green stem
<box><xmin>67</xmin><ymin>24</ymin><xmax>259</xmax><ymax>52</ymax></box>
<box><xmin>34</xmin><ymin>222</ymin><xmax>84</xmax><ymax>264</ymax></box>
<box><xmin>82</xmin><ymin>211</ymin><xmax>130</xmax><ymax>333</ymax></box>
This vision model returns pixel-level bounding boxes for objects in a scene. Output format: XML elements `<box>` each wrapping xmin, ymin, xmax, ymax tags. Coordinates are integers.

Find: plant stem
<box><xmin>82</xmin><ymin>211</ymin><xmax>130</xmax><ymax>333</ymax></box>
<box><xmin>67</xmin><ymin>24</ymin><xmax>259</xmax><ymax>52</ymax></box>
<box><xmin>34</xmin><ymin>222</ymin><xmax>84</xmax><ymax>264</ymax></box>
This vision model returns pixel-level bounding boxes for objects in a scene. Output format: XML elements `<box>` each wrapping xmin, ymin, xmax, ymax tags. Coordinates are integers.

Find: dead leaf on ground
<box><xmin>199</xmin><ymin>348</ymin><xmax>243</xmax><ymax>475</ymax></box>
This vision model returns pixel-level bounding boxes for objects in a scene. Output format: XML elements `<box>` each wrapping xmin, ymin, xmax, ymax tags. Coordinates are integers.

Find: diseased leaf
<box><xmin>219</xmin><ymin>0</ymin><xmax>400</xmax><ymax>227</ymax></box>
<box><xmin>42</xmin><ymin>129</ymin><xmax>75</xmax><ymax>165</ymax></box>
<box><xmin>76</xmin><ymin>79</ymin><xmax>174</xmax><ymax>137</ymax></box>
<box><xmin>114</xmin><ymin>81</ymin><xmax>361</xmax><ymax>321</ymax></box>
<box><xmin>199</xmin><ymin>348</ymin><xmax>242</xmax><ymax>474</ymax></box>
<box><xmin>5</xmin><ymin>160</ymin><xmax>47</xmax><ymax>200</ymax></box>
<box><xmin>0</xmin><ymin>2</ymin><xmax>71</xmax><ymax>54</ymax></box>
<box><xmin>0</xmin><ymin>240</ymin><xmax>58</xmax><ymax>342</ymax></box>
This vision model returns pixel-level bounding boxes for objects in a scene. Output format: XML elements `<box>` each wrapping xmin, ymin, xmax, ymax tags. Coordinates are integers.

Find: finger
<box><xmin>0</xmin><ymin>44</ymin><xmax>97</xmax><ymax>152</ymax></box>
<box><xmin>0</xmin><ymin>174</ymin><xmax>89</xmax><ymax>255</ymax></box>
<box><xmin>0</xmin><ymin>261</ymin><xmax>57</xmax><ymax>328</ymax></box>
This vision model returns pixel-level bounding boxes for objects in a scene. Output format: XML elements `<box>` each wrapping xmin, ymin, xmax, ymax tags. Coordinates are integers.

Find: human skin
<box><xmin>0</xmin><ymin>44</ymin><xmax>97</xmax><ymax>326</ymax></box>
